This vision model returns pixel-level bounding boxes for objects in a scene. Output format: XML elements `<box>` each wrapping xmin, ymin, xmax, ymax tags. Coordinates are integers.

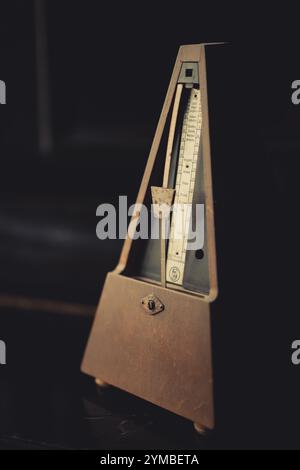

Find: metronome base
<box><xmin>81</xmin><ymin>272</ymin><xmax>214</xmax><ymax>430</ymax></box>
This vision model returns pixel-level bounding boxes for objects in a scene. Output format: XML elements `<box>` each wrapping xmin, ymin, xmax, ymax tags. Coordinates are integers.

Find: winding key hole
<box><xmin>195</xmin><ymin>249</ymin><xmax>204</xmax><ymax>260</ymax></box>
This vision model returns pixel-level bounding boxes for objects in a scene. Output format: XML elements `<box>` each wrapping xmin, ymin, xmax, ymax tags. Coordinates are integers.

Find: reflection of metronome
<box><xmin>82</xmin><ymin>44</ymin><xmax>221</xmax><ymax>433</ymax></box>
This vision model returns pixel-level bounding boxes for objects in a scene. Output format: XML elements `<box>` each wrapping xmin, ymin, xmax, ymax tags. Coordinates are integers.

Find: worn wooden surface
<box><xmin>0</xmin><ymin>307</ymin><xmax>214</xmax><ymax>450</ymax></box>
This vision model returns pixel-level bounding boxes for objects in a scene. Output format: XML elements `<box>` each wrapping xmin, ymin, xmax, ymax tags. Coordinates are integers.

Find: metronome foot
<box><xmin>193</xmin><ymin>422</ymin><xmax>208</xmax><ymax>436</ymax></box>
<box><xmin>95</xmin><ymin>378</ymin><xmax>109</xmax><ymax>389</ymax></box>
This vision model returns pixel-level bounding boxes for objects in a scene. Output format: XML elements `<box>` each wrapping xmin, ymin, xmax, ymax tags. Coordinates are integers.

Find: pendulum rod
<box><xmin>166</xmin><ymin>87</ymin><xmax>203</xmax><ymax>286</ymax></box>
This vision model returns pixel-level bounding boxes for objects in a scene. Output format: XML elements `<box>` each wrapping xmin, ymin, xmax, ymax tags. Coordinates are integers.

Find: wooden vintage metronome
<box><xmin>82</xmin><ymin>43</ymin><xmax>221</xmax><ymax>433</ymax></box>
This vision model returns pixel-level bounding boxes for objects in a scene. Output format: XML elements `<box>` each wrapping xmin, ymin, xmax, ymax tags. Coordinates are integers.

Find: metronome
<box><xmin>82</xmin><ymin>43</ymin><xmax>222</xmax><ymax>433</ymax></box>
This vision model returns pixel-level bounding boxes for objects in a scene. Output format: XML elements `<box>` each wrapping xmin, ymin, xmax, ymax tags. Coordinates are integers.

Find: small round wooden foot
<box><xmin>95</xmin><ymin>378</ymin><xmax>109</xmax><ymax>389</ymax></box>
<box><xmin>193</xmin><ymin>422</ymin><xmax>207</xmax><ymax>435</ymax></box>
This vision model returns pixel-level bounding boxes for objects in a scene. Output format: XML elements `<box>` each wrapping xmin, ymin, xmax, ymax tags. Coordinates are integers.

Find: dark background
<box><xmin>0</xmin><ymin>0</ymin><xmax>299</xmax><ymax>449</ymax></box>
